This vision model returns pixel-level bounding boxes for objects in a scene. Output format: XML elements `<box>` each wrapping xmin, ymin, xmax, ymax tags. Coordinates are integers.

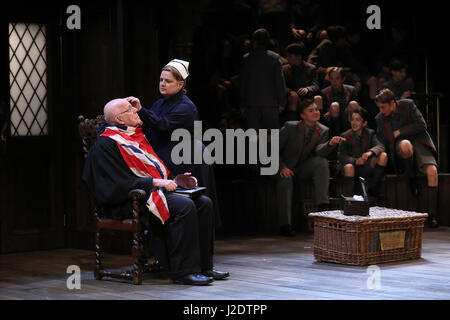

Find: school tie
<box><xmin>305</xmin><ymin>127</ymin><xmax>314</xmax><ymax>145</ymax></box>
<box><xmin>355</xmin><ymin>134</ymin><xmax>362</xmax><ymax>147</ymax></box>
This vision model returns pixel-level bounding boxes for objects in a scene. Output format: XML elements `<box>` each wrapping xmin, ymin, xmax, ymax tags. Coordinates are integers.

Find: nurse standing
<box><xmin>128</xmin><ymin>59</ymin><xmax>221</xmax><ymax>228</ymax></box>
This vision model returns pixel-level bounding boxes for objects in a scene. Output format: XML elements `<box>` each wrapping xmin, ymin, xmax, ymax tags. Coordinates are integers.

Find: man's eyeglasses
<box><xmin>117</xmin><ymin>104</ymin><xmax>133</xmax><ymax>116</ymax></box>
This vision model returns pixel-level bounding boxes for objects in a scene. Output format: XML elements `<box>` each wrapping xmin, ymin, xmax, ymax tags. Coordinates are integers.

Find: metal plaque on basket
<box><xmin>341</xmin><ymin>177</ymin><xmax>370</xmax><ymax>216</ymax></box>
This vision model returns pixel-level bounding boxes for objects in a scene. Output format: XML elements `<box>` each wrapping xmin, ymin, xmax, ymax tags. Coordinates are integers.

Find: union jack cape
<box><xmin>101</xmin><ymin>125</ymin><xmax>170</xmax><ymax>224</ymax></box>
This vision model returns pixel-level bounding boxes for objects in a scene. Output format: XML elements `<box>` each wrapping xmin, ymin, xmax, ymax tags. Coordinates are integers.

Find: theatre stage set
<box><xmin>1</xmin><ymin>227</ymin><xmax>450</xmax><ymax>300</ymax></box>
<box><xmin>1</xmin><ymin>1</ymin><xmax>450</xmax><ymax>303</ymax></box>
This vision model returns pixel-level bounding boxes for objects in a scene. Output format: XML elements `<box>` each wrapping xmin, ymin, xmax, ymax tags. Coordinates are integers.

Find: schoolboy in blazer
<box><xmin>374</xmin><ymin>88</ymin><xmax>438</xmax><ymax>228</ymax></box>
<box><xmin>338</xmin><ymin>108</ymin><xmax>387</xmax><ymax>198</ymax></box>
<box><xmin>276</xmin><ymin>98</ymin><xmax>346</xmax><ymax>236</ymax></box>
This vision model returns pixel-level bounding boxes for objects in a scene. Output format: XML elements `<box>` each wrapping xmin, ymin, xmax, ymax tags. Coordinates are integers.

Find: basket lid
<box><xmin>309</xmin><ymin>207</ymin><xmax>428</xmax><ymax>222</ymax></box>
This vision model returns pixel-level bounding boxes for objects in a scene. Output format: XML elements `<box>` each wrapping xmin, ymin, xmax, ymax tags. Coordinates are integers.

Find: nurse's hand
<box><xmin>126</xmin><ymin>96</ymin><xmax>142</xmax><ymax>111</ymax></box>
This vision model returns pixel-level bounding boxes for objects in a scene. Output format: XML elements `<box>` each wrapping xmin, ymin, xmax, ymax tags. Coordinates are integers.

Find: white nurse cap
<box><xmin>165</xmin><ymin>59</ymin><xmax>190</xmax><ymax>79</ymax></box>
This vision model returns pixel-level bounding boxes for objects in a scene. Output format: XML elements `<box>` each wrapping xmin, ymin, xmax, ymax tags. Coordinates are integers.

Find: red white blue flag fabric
<box><xmin>101</xmin><ymin>125</ymin><xmax>170</xmax><ymax>224</ymax></box>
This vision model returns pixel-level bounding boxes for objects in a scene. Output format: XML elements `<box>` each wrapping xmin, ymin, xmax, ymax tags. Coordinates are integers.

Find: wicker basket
<box><xmin>309</xmin><ymin>207</ymin><xmax>428</xmax><ymax>266</ymax></box>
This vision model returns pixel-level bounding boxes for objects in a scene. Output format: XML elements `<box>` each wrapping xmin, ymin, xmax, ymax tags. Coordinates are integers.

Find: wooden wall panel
<box><xmin>217</xmin><ymin>174</ymin><xmax>450</xmax><ymax>236</ymax></box>
<box><xmin>0</xmin><ymin>3</ymin><xmax>65</xmax><ymax>253</ymax></box>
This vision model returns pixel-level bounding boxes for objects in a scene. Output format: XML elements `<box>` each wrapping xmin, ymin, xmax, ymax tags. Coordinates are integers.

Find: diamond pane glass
<box><xmin>9</xmin><ymin>23</ymin><xmax>48</xmax><ymax>136</ymax></box>
<box><xmin>23</xmin><ymin>108</ymin><xmax>34</xmax><ymax>128</ymax></box>
<box><xmin>36</xmin><ymin>108</ymin><xmax>47</xmax><ymax>128</ymax></box>
<box><xmin>10</xmin><ymin>108</ymin><xmax>21</xmax><ymax>128</ymax></box>
<box><xmin>17</xmin><ymin>122</ymin><xmax>28</xmax><ymax>136</ymax></box>
<box><xmin>15</xmin><ymin>68</ymin><xmax>27</xmax><ymax>89</ymax></box>
<box><xmin>22</xmin><ymin>56</ymin><xmax>33</xmax><ymax>75</ymax></box>
<box><xmin>28</xmin><ymin>44</ymin><xmax>40</xmax><ymax>63</ymax></box>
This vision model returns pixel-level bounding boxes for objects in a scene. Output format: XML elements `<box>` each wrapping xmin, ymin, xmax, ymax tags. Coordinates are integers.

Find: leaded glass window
<box><xmin>9</xmin><ymin>22</ymin><xmax>48</xmax><ymax>136</ymax></box>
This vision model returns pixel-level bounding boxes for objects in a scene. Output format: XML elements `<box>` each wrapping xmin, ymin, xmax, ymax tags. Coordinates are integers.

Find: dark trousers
<box><xmin>148</xmin><ymin>194</ymin><xmax>214</xmax><ymax>279</ymax></box>
<box><xmin>276</xmin><ymin>156</ymin><xmax>330</xmax><ymax>226</ymax></box>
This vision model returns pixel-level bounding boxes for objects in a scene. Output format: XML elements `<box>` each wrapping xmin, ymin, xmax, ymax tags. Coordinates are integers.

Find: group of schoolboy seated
<box><xmin>276</xmin><ymin>86</ymin><xmax>439</xmax><ymax>236</ymax></box>
<box><xmin>234</xmin><ymin>27</ymin><xmax>438</xmax><ymax>235</ymax></box>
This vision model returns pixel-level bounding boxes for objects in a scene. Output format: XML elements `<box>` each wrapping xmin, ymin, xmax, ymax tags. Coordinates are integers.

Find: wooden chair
<box><xmin>78</xmin><ymin>115</ymin><xmax>149</xmax><ymax>285</ymax></box>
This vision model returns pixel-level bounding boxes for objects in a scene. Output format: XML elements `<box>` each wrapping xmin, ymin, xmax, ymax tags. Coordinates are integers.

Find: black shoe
<box><xmin>317</xmin><ymin>203</ymin><xmax>329</xmax><ymax>212</ymax></box>
<box><xmin>173</xmin><ymin>273</ymin><xmax>213</xmax><ymax>285</ymax></box>
<box><xmin>279</xmin><ymin>224</ymin><xmax>296</xmax><ymax>237</ymax></box>
<box><xmin>202</xmin><ymin>269</ymin><xmax>230</xmax><ymax>280</ymax></box>
<box><xmin>428</xmin><ymin>217</ymin><xmax>439</xmax><ymax>228</ymax></box>
<box><xmin>408</xmin><ymin>178</ymin><xmax>420</xmax><ymax>198</ymax></box>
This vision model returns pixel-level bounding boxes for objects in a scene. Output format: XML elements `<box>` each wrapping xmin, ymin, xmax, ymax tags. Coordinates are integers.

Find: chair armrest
<box><xmin>128</xmin><ymin>189</ymin><xmax>147</xmax><ymax>202</ymax></box>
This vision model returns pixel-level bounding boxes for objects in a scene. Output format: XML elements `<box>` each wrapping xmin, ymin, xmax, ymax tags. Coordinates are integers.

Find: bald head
<box><xmin>104</xmin><ymin>98</ymin><xmax>125</xmax><ymax>124</ymax></box>
<box><xmin>103</xmin><ymin>98</ymin><xmax>143</xmax><ymax>127</ymax></box>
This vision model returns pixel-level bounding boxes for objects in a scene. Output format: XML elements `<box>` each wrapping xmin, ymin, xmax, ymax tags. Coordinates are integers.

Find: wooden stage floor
<box><xmin>1</xmin><ymin>227</ymin><xmax>449</xmax><ymax>300</ymax></box>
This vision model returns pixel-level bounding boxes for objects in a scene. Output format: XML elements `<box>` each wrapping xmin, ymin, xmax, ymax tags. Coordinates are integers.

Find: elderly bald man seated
<box><xmin>82</xmin><ymin>98</ymin><xmax>229</xmax><ymax>285</ymax></box>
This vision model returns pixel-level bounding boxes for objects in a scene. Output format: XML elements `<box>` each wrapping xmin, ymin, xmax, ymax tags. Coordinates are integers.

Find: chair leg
<box><xmin>139</xmin><ymin>230</ymin><xmax>150</xmax><ymax>272</ymax></box>
<box><xmin>131</xmin><ymin>231</ymin><xmax>143</xmax><ymax>285</ymax></box>
<box><xmin>142</xmin><ymin>230</ymin><xmax>149</xmax><ymax>261</ymax></box>
<box><xmin>94</xmin><ymin>230</ymin><xmax>104</xmax><ymax>280</ymax></box>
